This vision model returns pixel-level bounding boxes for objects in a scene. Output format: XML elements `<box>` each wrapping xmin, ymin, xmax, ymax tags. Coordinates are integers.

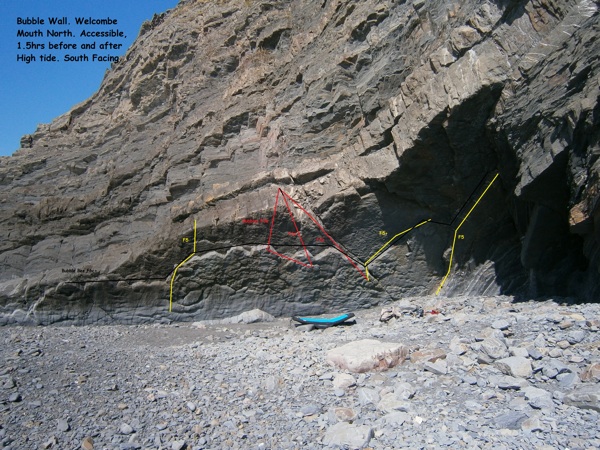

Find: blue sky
<box><xmin>0</xmin><ymin>0</ymin><xmax>179</xmax><ymax>156</ymax></box>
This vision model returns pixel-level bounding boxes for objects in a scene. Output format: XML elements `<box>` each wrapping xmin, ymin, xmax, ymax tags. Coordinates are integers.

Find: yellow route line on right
<box><xmin>436</xmin><ymin>173</ymin><xmax>499</xmax><ymax>295</ymax></box>
<box><xmin>364</xmin><ymin>219</ymin><xmax>431</xmax><ymax>281</ymax></box>
<box><xmin>169</xmin><ymin>219</ymin><xmax>197</xmax><ymax>313</ymax></box>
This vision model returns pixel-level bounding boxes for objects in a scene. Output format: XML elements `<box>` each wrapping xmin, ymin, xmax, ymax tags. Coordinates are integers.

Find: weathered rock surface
<box><xmin>496</xmin><ymin>356</ymin><xmax>533</xmax><ymax>378</ymax></box>
<box><xmin>193</xmin><ymin>308</ymin><xmax>274</xmax><ymax>325</ymax></box>
<box><xmin>326</xmin><ymin>339</ymin><xmax>408</xmax><ymax>373</ymax></box>
<box><xmin>0</xmin><ymin>0</ymin><xmax>599</xmax><ymax>323</ymax></box>
<box><xmin>581</xmin><ymin>362</ymin><xmax>600</xmax><ymax>382</ymax></box>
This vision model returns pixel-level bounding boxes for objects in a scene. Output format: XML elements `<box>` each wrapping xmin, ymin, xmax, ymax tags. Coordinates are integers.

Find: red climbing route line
<box><xmin>281</xmin><ymin>190</ymin><xmax>313</xmax><ymax>266</ymax></box>
<box><xmin>267</xmin><ymin>188</ymin><xmax>313</xmax><ymax>268</ymax></box>
<box><xmin>267</xmin><ymin>188</ymin><xmax>367</xmax><ymax>280</ymax></box>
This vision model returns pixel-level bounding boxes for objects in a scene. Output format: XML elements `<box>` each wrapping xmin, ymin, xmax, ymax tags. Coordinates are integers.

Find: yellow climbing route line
<box><xmin>364</xmin><ymin>219</ymin><xmax>431</xmax><ymax>281</ymax></box>
<box><xmin>193</xmin><ymin>219</ymin><xmax>197</xmax><ymax>253</ymax></box>
<box><xmin>169</xmin><ymin>219</ymin><xmax>197</xmax><ymax>312</ymax></box>
<box><xmin>436</xmin><ymin>173</ymin><xmax>499</xmax><ymax>295</ymax></box>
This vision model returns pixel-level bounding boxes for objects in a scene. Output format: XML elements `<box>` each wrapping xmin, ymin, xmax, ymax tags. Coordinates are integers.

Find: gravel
<box><xmin>1</xmin><ymin>295</ymin><xmax>599</xmax><ymax>449</ymax></box>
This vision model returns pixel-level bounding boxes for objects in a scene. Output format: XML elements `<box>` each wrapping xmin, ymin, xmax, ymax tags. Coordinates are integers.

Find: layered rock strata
<box><xmin>0</xmin><ymin>0</ymin><xmax>598</xmax><ymax>324</ymax></box>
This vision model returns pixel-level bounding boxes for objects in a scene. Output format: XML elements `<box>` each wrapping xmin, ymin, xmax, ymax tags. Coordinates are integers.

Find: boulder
<box><xmin>563</xmin><ymin>385</ymin><xmax>600</xmax><ymax>412</ymax></box>
<box><xmin>495</xmin><ymin>357</ymin><xmax>533</xmax><ymax>378</ymax></box>
<box><xmin>327</xmin><ymin>340</ymin><xmax>408</xmax><ymax>373</ymax></box>
<box><xmin>580</xmin><ymin>362</ymin><xmax>600</xmax><ymax>383</ymax></box>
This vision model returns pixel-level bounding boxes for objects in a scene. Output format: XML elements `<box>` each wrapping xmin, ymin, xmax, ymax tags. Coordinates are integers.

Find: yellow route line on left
<box><xmin>364</xmin><ymin>219</ymin><xmax>431</xmax><ymax>280</ymax></box>
<box><xmin>169</xmin><ymin>219</ymin><xmax>196</xmax><ymax>313</ymax></box>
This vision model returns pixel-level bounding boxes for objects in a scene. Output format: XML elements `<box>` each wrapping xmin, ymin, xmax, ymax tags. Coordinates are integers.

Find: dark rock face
<box><xmin>0</xmin><ymin>0</ymin><xmax>598</xmax><ymax>324</ymax></box>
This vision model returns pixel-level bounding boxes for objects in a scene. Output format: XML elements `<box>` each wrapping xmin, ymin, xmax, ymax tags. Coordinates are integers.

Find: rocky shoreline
<box><xmin>1</xmin><ymin>295</ymin><xmax>599</xmax><ymax>449</ymax></box>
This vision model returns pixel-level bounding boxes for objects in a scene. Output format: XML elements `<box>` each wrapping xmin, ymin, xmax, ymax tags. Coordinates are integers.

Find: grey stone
<box><xmin>509</xmin><ymin>347</ymin><xmax>529</xmax><ymax>358</ymax></box>
<box><xmin>533</xmin><ymin>335</ymin><xmax>547</xmax><ymax>348</ymax></box>
<box><xmin>332</xmin><ymin>373</ymin><xmax>356</xmax><ymax>390</ymax></box>
<box><xmin>496</xmin><ymin>357</ymin><xmax>533</xmax><ymax>378</ymax></box>
<box><xmin>0</xmin><ymin>6</ymin><xmax>597</xmax><ymax>450</ymax></box>
<box><xmin>120</xmin><ymin>423</ymin><xmax>134</xmax><ymax>435</ymax></box>
<box><xmin>462</xmin><ymin>375</ymin><xmax>477</xmax><ymax>385</ymax></box>
<box><xmin>393</xmin><ymin>382</ymin><xmax>416</xmax><ymax>400</ymax></box>
<box><xmin>380</xmin><ymin>411</ymin><xmax>409</xmax><ymax>426</ymax></box>
<box><xmin>523</xmin><ymin>386</ymin><xmax>554</xmax><ymax>411</ymax></box>
<box><xmin>57</xmin><ymin>419</ymin><xmax>70</xmax><ymax>432</ymax></box>
<box><xmin>424</xmin><ymin>359</ymin><xmax>448</xmax><ymax>375</ymax></box>
<box><xmin>300</xmin><ymin>404</ymin><xmax>320</xmax><ymax>416</ymax></box>
<box><xmin>567</xmin><ymin>330</ymin><xmax>587</xmax><ymax>344</ymax></box>
<box><xmin>41</xmin><ymin>436</ymin><xmax>58</xmax><ymax>449</ymax></box>
<box><xmin>334</xmin><ymin>389</ymin><xmax>345</xmax><ymax>397</ymax></box>
<box><xmin>8</xmin><ymin>393</ymin><xmax>21</xmax><ymax>402</ymax></box>
<box><xmin>430</xmin><ymin>47</ymin><xmax>456</xmax><ymax>73</ymax></box>
<box><xmin>322</xmin><ymin>422</ymin><xmax>373</xmax><ymax>449</ymax></box>
<box><xmin>120</xmin><ymin>444</ymin><xmax>141</xmax><ymax>450</ymax></box>
<box><xmin>377</xmin><ymin>393</ymin><xmax>411</xmax><ymax>414</ymax></box>
<box><xmin>508</xmin><ymin>396</ymin><xmax>528</xmax><ymax>412</ymax></box>
<box><xmin>171</xmin><ymin>442</ymin><xmax>186</xmax><ymax>450</ymax></box>
<box><xmin>0</xmin><ymin>377</ymin><xmax>16</xmax><ymax>390</ymax></box>
<box><xmin>553</xmin><ymin>390</ymin><xmax>566</xmax><ymax>402</ymax></box>
<box><xmin>521</xmin><ymin>415</ymin><xmax>544</xmax><ymax>433</ymax></box>
<box><xmin>557</xmin><ymin>372</ymin><xmax>579</xmax><ymax>389</ymax></box>
<box><xmin>480</xmin><ymin>338</ymin><xmax>509</xmax><ymax>361</ymax></box>
<box><xmin>492</xmin><ymin>319</ymin><xmax>510</xmax><ymax>331</ymax></box>
<box><xmin>490</xmin><ymin>375</ymin><xmax>528</xmax><ymax>390</ymax></box>
<box><xmin>449</xmin><ymin>336</ymin><xmax>468</xmax><ymax>356</ymax></box>
<box><xmin>494</xmin><ymin>412</ymin><xmax>528</xmax><ymax>430</ymax></box>
<box><xmin>527</xmin><ymin>347</ymin><xmax>543</xmax><ymax>360</ymax></box>
<box><xmin>542</xmin><ymin>360</ymin><xmax>571</xmax><ymax>379</ymax></box>
<box><xmin>357</xmin><ymin>388</ymin><xmax>380</xmax><ymax>406</ymax></box>
<box><xmin>563</xmin><ymin>385</ymin><xmax>600</xmax><ymax>412</ymax></box>
<box><xmin>464</xmin><ymin>400</ymin><xmax>484</xmax><ymax>412</ymax></box>
<box><xmin>478</xmin><ymin>328</ymin><xmax>506</xmax><ymax>341</ymax></box>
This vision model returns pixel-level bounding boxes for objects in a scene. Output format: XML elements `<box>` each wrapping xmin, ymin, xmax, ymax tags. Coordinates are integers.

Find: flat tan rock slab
<box><xmin>410</xmin><ymin>347</ymin><xmax>447</xmax><ymax>364</ymax></box>
<box><xmin>581</xmin><ymin>362</ymin><xmax>600</xmax><ymax>382</ymax></box>
<box><xmin>326</xmin><ymin>339</ymin><xmax>408</xmax><ymax>373</ymax></box>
